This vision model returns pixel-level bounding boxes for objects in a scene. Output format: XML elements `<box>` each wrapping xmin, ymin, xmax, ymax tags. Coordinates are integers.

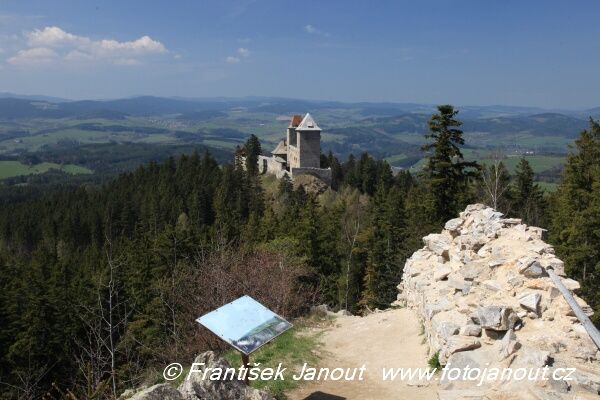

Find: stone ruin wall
<box><xmin>397</xmin><ymin>204</ymin><xmax>600</xmax><ymax>399</ymax></box>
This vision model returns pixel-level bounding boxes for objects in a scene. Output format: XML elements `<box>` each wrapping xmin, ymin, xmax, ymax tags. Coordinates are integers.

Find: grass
<box><xmin>150</xmin><ymin>318</ymin><xmax>325</xmax><ymax>399</ymax></box>
<box><xmin>492</xmin><ymin>155</ymin><xmax>564</xmax><ymax>173</ymax></box>
<box><xmin>384</xmin><ymin>153</ymin><xmax>408</xmax><ymax>163</ymax></box>
<box><xmin>0</xmin><ymin>160</ymin><xmax>92</xmax><ymax>179</ymax></box>
<box><xmin>223</xmin><ymin>319</ymin><xmax>323</xmax><ymax>399</ymax></box>
<box><xmin>427</xmin><ymin>351</ymin><xmax>441</xmax><ymax>370</ymax></box>
<box><xmin>409</xmin><ymin>153</ymin><xmax>565</xmax><ymax>174</ymax></box>
<box><xmin>536</xmin><ymin>181</ymin><xmax>559</xmax><ymax>192</ymax></box>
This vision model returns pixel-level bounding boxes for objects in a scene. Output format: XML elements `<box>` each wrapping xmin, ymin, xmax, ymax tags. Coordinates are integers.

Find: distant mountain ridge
<box><xmin>0</xmin><ymin>95</ymin><xmax>597</xmax><ymax>143</ymax></box>
<box><xmin>0</xmin><ymin>94</ymin><xmax>597</xmax><ymax>118</ymax></box>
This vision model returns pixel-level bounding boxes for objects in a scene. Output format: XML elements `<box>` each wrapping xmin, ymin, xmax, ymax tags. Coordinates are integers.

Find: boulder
<box><xmin>488</xmin><ymin>258</ymin><xmax>505</xmax><ymax>268</ymax></box>
<box><xmin>482</xmin><ymin>280</ymin><xmax>503</xmax><ymax>292</ymax></box>
<box><xmin>477</xmin><ymin>306</ymin><xmax>518</xmax><ymax>331</ymax></box>
<box><xmin>435</xmin><ymin>321</ymin><xmax>460</xmax><ymax>341</ymax></box>
<box><xmin>423</xmin><ymin>233</ymin><xmax>452</xmax><ymax>258</ymax></box>
<box><xmin>517</xmin><ymin>257</ymin><xmax>547</xmax><ymax>278</ymax></box>
<box><xmin>178</xmin><ymin>352</ymin><xmax>274</xmax><ymax>400</ymax></box>
<box><xmin>570</xmin><ymin>370</ymin><xmax>600</xmax><ymax>395</ymax></box>
<box><xmin>562</xmin><ymin>278</ymin><xmax>581</xmax><ymax>291</ymax></box>
<box><xmin>519</xmin><ymin>292</ymin><xmax>541</xmax><ymax>314</ymax></box>
<box><xmin>129</xmin><ymin>385</ymin><xmax>183</xmax><ymax>400</ymax></box>
<box><xmin>459</xmin><ymin>324</ymin><xmax>482</xmax><ymax>337</ymax></box>
<box><xmin>499</xmin><ymin>329</ymin><xmax>520</xmax><ymax>359</ymax></box>
<box><xmin>425</xmin><ymin>298</ymin><xmax>454</xmax><ymax>319</ymax></box>
<box><xmin>444</xmin><ymin>218</ymin><xmax>464</xmax><ymax>233</ymax></box>
<box><xmin>310</xmin><ymin>304</ymin><xmax>331</xmax><ymax>318</ymax></box>
<box><xmin>440</xmin><ymin>336</ymin><xmax>481</xmax><ymax>364</ymax></box>
<box><xmin>540</xmin><ymin>257</ymin><xmax>566</xmax><ymax>276</ymax></box>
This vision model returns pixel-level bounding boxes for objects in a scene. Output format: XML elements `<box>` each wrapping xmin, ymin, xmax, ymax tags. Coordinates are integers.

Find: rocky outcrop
<box><xmin>122</xmin><ymin>352</ymin><xmax>274</xmax><ymax>400</ymax></box>
<box><xmin>129</xmin><ymin>384</ymin><xmax>183</xmax><ymax>400</ymax></box>
<box><xmin>397</xmin><ymin>204</ymin><xmax>600</xmax><ymax>399</ymax></box>
<box><xmin>178</xmin><ymin>352</ymin><xmax>273</xmax><ymax>400</ymax></box>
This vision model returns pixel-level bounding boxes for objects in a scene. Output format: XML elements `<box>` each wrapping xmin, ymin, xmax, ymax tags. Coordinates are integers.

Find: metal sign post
<box><xmin>545</xmin><ymin>267</ymin><xmax>600</xmax><ymax>349</ymax></box>
<box><xmin>241</xmin><ymin>352</ymin><xmax>250</xmax><ymax>385</ymax></box>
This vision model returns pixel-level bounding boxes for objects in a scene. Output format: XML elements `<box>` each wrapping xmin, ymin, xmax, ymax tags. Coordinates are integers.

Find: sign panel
<box><xmin>197</xmin><ymin>295</ymin><xmax>292</xmax><ymax>355</ymax></box>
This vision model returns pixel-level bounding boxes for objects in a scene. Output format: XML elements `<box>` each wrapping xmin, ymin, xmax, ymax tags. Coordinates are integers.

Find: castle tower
<box><xmin>290</xmin><ymin>113</ymin><xmax>321</xmax><ymax>169</ymax></box>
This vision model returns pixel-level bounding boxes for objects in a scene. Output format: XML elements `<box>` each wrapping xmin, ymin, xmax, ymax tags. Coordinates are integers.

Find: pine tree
<box><xmin>422</xmin><ymin>105</ymin><xmax>479</xmax><ymax>223</ymax></box>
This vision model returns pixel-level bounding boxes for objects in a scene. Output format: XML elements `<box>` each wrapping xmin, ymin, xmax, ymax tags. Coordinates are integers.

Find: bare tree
<box><xmin>73</xmin><ymin>236</ymin><xmax>131</xmax><ymax>399</ymax></box>
<box><xmin>480</xmin><ymin>151</ymin><xmax>512</xmax><ymax>212</ymax></box>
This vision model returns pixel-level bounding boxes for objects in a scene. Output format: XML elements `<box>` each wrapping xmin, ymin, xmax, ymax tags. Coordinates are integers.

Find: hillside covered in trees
<box><xmin>0</xmin><ymin>106</ymin><xmax>598</xmax><ymax>399</ymax></box>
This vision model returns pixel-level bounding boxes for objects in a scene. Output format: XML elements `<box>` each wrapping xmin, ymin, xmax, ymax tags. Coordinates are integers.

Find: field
<box><xmin>0</xmin><ymin>160</ymin><xmax>92</xmax><ymax>179</ymax></box>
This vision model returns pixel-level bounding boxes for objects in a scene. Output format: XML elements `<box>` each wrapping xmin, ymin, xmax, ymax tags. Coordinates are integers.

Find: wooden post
<box><xmin>241</xmin><ymin>352</ymin><xmax>250</xmax><ymax>385</ymax></box>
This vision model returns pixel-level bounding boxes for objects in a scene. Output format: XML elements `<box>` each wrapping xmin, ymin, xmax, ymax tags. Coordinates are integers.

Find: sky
<box><xmin>0</xmin><ymin>0</ymin><xmax>599</xmax><ymax>108</ymax></box>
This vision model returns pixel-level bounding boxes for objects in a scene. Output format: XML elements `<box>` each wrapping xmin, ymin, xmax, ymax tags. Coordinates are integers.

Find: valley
<box><xmin>0</xmin><ymin>95</ymin><xmax>594</xmax><ymax>189</ymax></box>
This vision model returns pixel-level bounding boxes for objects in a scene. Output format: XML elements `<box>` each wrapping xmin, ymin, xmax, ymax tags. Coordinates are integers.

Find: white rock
<box><xmin>517</xmin><ymin>257</ymin><xmax>546</xmax><ymax>278</ymax></box>
<box><xmin>519</xmin><ymin>292</ymin><xmax>541</xmax><ymax>313</ymax></box>
<box><xmin>499</xmin><ymin>329</ymin><xmax>519</xmax><ymax>359</ymax></box>
<box><xmin>433</xmin><ymin>265</ymin><xmax>452</xmax><ymax>281</ymax></box>
<box><xmin>459</xmin><ymin>324</ymin><xmax>482</xmax><ymax>337</ymax></box>
<box><xmin>444</xmin><ymin>217</ymin><xmax>464</xmax><ymax>232</ymax></box>
<box><xmin>482</xmin><ymin>280</ymin><xmax>503</xmax><ymax>292</ymax></box>
<box><xmin>423</xmin><ymin>233</ymin><xmax>451</xmax><ymax>258</ymax></box>
<box><xmin>441</xmin><ymin>336</ymin><xmax>481</xmax><ymax>364</ymax></box>
<box><xmin>477</xmin><ymin>306</ymin><xmax>518</xmax><ymax>331</ymax></box>
<box><xmin>130</xmin><ymin>384</ymin><xmax>182</xmax><ymax>400</ymax></box>
<box><xmin>562</xmin><ymin>278</ymin><xmax>581</xmax><ymax>291</ymax></box>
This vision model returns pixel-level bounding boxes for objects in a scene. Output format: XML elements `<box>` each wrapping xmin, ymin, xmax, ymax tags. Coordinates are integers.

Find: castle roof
<box><xmin>289</xmin><ymin>115</ymin><xmax>303</xmax><ymax>128</ymax></box>
<box><xmin>296</xmin><ymin>113</ymin><xmax>320</xmax><ymax>131</ymax></box>
<box><xmin>271</xmin><ymin>139</ymin><xmax>287</xmax><ymax>155</ymax></box>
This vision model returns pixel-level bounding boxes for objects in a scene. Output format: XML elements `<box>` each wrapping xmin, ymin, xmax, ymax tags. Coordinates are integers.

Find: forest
<box><xmin>0</xmin><ymin>105</ymin><xmax>598</xmax><ymax>399</ymax></box>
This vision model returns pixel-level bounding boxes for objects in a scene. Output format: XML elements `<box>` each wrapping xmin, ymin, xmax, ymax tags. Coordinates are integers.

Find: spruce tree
<box><xmin>244</xmin><ymin>134</ymin><xmax>262</xmax><ymax>176</ymax></box>
<box><xmin>361</xmin><ymin>182</ymin><xmax>408</xmax><ymax>310</ymax></box>
<box><xmin>422</xmin><ymin>105</ymin><xmax>479</xmax><ymax>223</ymax></box>
<box><xmin>549</xmin><ymin>119</ymin><xmax>600</xmax><ymax>324</ymax></box>
<box><xmin>513</xmin><ymin>158</ymin><xmax>545</xmax><ymax>225</ymax></box>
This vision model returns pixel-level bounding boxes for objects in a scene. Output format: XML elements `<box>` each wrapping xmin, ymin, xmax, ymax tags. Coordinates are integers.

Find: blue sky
<box><xmin>0</xmin><ymin>0</ymin><xmax>599</xmax><ymax>108</ymax></box>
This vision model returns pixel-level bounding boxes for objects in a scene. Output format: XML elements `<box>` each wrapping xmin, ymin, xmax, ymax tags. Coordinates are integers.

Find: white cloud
<box><xmin>237</xmin><ymin>47</ymin><xmax>250</xmax><ymax>57</ymax></box>
<box><xmin>225</xmin><ymin>48</ymin><xmax>251</xmax><ymax>64</ymax></box>
<box><xmin>304</xmin><ymin>24</ymin><xmax>317</xmax><ymax>34</ymax></box>
<box><xmin>304</xmin><ymin>24</ymin><xmax>330</xmax><ymax>38</ymax></box>
<box><xmin>27</xmin><ymin>26</ymin><xmax>85</xmax><ymax>47</ymax></box>
<box><xmin>8</xmin><ymin>26</ymin><xmax>167</xmax><ymax>67</ymax></box>
<box><xmin>8</xmin><ymin>47</ymin><xmax>57</xmax><ymax>65</ymax></box>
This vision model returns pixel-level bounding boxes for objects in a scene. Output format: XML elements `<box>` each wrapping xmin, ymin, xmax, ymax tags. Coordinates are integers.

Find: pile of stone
<box><xmin>124</xmin><ymin>352</ymin><xmax>273</xmax><ymax>400</ymax></box>
<box><xmin>396</xmin><ymin>204</ymin><xmax>600</xmax><ymax>399</ymax></box>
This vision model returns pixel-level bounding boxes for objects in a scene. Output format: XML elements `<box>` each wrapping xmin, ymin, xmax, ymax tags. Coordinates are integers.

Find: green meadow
<box><xmin>0</xmin><ymin>160</ymin><xmax>92</xmax><ymax>180</ymax></box>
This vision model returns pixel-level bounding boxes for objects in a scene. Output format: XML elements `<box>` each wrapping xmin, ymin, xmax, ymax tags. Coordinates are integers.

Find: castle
<box><xmin>258</xmin><ymin>113</ymin><xmax>331</xmax><ymax>183</ymax></box>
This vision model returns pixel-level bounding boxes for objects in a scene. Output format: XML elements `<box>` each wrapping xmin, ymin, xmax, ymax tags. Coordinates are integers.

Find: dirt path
<box><xmin>287</xmin><ymin>308</ymin><xmax>438</xmax><ymax>400</ymax></box>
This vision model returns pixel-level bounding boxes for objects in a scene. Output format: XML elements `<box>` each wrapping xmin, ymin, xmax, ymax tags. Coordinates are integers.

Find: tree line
<box><xmin>0</xmin><ymin>105</ymin><xmax>598</xmax><ymax>399</ymax></box>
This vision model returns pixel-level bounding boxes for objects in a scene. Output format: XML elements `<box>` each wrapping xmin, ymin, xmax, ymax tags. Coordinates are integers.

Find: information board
<box><xmin>197</xmin><ymin>295</ymin><xmax>293</xmax><ymax>355</ymax></box>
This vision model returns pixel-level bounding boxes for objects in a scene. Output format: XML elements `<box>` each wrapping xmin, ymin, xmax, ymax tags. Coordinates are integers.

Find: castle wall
<box><xmin>297</xmin><ymin>130</ymin><xmax>321</xmax><ymax>168</ymax></box>
<box><xmin>287</xmin><ymin>145</ymin><xmax>300</xmax><ymax>169</ymax></box>
<box><xmin>291</xmin><ymin>167</ymin><xmax>331</xmax><ymax>184</ymax></box>
<box><xmin>258</xmin><ymin>155</ymin><xmax>286</xmax><ymax>175</ymax></box>
<box><xmin>287</xmin><ymin>127</ymin><xmax>297</xmax><ymax>147</ymax></box>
